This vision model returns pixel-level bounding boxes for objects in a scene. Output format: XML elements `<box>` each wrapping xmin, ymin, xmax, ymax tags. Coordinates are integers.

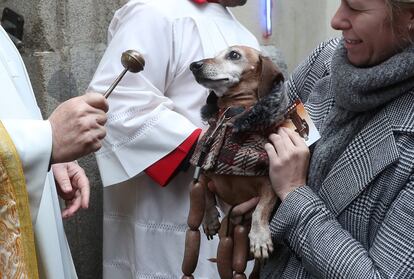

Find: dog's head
<box><xmin>190</xmin><ymin>46</ymin><xmax>284</xmax><ymax>102</ymax></box>
<box><xmin>190</xmin><ymin>46</ymin><xmax>288</xmax><ymax>133</ymax></box>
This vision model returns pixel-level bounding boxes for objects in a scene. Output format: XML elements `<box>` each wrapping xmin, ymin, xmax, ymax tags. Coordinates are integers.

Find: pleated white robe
<box><xmin>88</xmin><ymin>0</ymin><xmax>259</xmax><ymax>278</ymax></box>
<box><xmin>0</xmin><ymin>26</ymin><xmax>77</xmax><ymax>279</ymax></box>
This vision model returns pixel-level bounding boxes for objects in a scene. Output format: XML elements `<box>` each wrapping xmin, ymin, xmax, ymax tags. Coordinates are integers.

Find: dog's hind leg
<box><xmin>203</xmin><ymin>179</ymin><xmax>221</xmax><ymax>239</ymax></box>
<box><xmin>249</xmin><ymin>180</ymin><xmax>277</xmax><ymax>259</ymax></box>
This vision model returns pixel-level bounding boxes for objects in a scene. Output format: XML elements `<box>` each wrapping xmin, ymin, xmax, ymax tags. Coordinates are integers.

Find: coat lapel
<box><xmin>318</xmin><ymin>108</ymin><xmax>399</xmax><ymax>216</ymax></box>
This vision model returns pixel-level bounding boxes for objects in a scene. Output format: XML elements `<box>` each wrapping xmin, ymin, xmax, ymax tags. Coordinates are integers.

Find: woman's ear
<box><xmin>395</xmin><ymin>6</ymin><xmax>414</xmax><ymax>42</ymax></box>
<box><xmin>404</xmin><ymin>8</ymin><xmax>414</xmax><ymax>42</ymax></box>
<box><xmin>408</xmin><ymin>11</ymin><xmax>414</xmax><ymax>31</ymax></box>
<box><xmin>403</xmin><ymin>5</ymin><xmax>414</xmax><ymax>28</ymax></box>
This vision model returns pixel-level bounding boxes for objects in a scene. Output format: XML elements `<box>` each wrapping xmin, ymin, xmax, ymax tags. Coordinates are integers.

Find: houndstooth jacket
<box><xmin>261</xmin><ymin>38</ymin><xmax>414</xmax><ymax>278</ymax></box>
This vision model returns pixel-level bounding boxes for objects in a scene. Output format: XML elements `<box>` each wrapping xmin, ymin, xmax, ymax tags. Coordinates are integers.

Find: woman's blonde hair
<box><xmin>385</xmin><ymin>0</ymin><xmax>414</xmax><ymax>44</ymax></box>
<box><xmin>386</xmin><ymin>0</ymin><xmax>401</xmax><ymax>24</ymax></box>
<box><xmin>386</xmin><ymin>0</ymin><xmax>414</xmax><ymax>21</ymax></box>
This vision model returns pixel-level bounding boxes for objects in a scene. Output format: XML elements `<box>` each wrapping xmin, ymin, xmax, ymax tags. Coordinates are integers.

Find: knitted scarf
<box><xmin>307</xmin><ymin>40</ymin><xmax>414</xmax><ymax>190</ymax></box>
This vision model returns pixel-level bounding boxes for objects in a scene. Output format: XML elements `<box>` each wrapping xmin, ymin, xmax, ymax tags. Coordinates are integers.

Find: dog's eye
<box><xmin>227</xmin><ymin>51</ymin><xmax>241</xmax><ymax>60</ymax></box>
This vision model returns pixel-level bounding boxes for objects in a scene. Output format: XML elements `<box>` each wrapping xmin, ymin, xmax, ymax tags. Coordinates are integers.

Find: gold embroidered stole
<box><xmin>0</xmin><ymin>122</ymin><xmax>39</xmax><ymax>279</ymax></box>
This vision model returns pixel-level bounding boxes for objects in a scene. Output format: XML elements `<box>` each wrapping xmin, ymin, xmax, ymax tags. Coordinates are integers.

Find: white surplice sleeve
<box><xmin>0</xmin><ymin>25</ymin><xmax>53</xmax><ymax>222</ymax></box>
<box><xmin>89</xmin><ymin>4</ymin><xmax>204</xmax><ymax>186</ymax></box>
<box><xmin>2</xmin><ymin>120</ymin><xmax>52</xmax><ymax>222</ymax></box>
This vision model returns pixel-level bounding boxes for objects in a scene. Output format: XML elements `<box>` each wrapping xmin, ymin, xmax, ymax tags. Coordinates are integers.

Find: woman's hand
<box><xmin>52</xmin><ymin>161</ymin><xmax>90</xmax><ymax>218</ymax></box>
<box><xmin>265</xmin><ymin>127</ymin><xmax>310</xmax><ymax>201</ymax></box>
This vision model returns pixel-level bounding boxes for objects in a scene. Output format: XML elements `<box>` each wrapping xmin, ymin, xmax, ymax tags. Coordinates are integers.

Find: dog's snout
<box><xmin>190</xmin><ymin>61</ymin><xmax>204</xmax><ymax>73</ymax></box>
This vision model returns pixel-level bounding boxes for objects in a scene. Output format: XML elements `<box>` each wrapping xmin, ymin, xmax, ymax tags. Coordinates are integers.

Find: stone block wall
<box><xmin>0</xmin><ymin>1</ymin><xmax>124</xmax><ymax>278</ymax></box>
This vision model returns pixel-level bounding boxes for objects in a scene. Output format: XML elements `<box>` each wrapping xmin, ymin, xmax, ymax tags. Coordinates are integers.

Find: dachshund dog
<box><xmin>183</xmin><ymin>46</ymin><xmax>289</xmax><ymax>277</ymax></box>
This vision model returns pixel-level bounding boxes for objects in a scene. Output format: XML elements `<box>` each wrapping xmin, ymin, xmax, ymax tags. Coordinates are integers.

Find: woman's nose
<box><xmin>330</xmin><ymin>4</ymin><xmax>351</xmax><ymax>31</ymax></box>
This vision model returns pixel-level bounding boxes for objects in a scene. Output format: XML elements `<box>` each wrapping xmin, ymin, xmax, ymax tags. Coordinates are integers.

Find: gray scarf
<box><xmin>307</xmin><ymin>40</ymin><xmax>414</xmax><ymax>190</ymax></box>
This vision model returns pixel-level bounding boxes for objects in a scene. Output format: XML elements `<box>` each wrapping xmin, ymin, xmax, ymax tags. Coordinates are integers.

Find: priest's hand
<box><xmin>52</xmin><ymin>161</ymin><xmax>90</xmax><ymax>218</ymax></box>
<box><xmin>48</xmin><ymin>92</ymin><xmax>108</xmax><ymax>164</ymax></box>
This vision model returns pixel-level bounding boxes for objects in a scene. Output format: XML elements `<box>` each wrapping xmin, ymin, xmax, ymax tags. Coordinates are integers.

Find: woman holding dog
<box><xmin>260</xmin><ymin>0</ymin><xmax>414</xmax><ymax>277</ymax></box>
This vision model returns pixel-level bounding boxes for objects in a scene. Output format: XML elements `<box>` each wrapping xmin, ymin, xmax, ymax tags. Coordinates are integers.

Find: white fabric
<box><xmin>88</xmin><ymin>0</ymin><xmax>259</xmax><ymax>278</ymax></box>
<box><xmin>0</xmin><ymin>26</ymin><xmax>77</xmax><ymax>278</ymax></box>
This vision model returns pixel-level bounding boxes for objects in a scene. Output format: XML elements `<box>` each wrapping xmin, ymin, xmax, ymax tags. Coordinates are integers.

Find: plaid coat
<box><xmin>261</xmin><ymin>39</ymin><xmax>414</xmax><ymax>278</ymax></box>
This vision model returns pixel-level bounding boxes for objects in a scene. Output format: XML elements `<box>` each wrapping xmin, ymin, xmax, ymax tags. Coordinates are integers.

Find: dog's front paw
<box><xmin>249</xmin><ymin>226</ymin><xmax>273</xmax><ymax>259</ymax></box>
<box><xmin>202</xmin><ymin>206</ymin><xmax>220</xmax><ymax>239</ymax></box>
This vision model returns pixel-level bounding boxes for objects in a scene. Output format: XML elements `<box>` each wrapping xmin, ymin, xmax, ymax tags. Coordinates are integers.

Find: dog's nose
<box><xmin>190</xmin><ymin>61</ymin><xmax>204</xmax><ymax>72</ymax></box>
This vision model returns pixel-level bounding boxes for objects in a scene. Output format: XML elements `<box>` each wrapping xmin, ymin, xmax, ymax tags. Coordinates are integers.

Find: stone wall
<box><xmin>0</xmin><ymin>1</ymin><xmax>124</xmax><ymax>278</ymax></box>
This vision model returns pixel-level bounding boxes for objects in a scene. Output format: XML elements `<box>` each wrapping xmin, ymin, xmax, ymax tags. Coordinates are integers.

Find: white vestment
<box><xmin>0</xmin><ymin>26</ymin><xmax>77</xmax><ymax>279</ymax></box>
<box><xmin>88</xmin><ymin>0</ymin><xmax>259</xmax><ymax>278</ymax></box>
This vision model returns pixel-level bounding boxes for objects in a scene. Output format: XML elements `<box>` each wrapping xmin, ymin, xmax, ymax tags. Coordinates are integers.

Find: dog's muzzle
<box><xmin>190</xmin><ymin>61</ymin><xmax>204</xmax><ymax>74</ymax></box>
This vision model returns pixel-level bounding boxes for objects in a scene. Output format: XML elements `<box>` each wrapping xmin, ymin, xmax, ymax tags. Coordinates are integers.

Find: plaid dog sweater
<box><xmin>190</xmin><ymin>116</ymin><xmax>269</xmax><ymax>177</ymax></box>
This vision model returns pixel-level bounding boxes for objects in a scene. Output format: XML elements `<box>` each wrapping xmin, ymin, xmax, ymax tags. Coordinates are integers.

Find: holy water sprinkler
<box><xmin>103</xmin><ymin>50</ymin><xmax>145</xmax><ymax>98</ymax></box>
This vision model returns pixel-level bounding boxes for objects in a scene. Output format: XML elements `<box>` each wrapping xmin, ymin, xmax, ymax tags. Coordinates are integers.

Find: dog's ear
<box><xmin>257</xmin><ymin>55</ymin><xmax>284</xmax><ymax>100</ymax></box>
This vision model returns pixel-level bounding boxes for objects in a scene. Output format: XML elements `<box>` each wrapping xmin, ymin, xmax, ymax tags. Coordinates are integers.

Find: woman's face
<box><xmin>331</xmin><ymin>0</ymin><xmax>412</xmax><ymax>67</ymax></box>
